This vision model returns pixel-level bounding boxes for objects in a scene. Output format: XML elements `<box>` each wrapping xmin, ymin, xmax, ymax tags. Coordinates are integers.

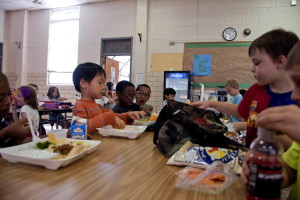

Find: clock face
<box><xmin>223</xmin><ymin>27</ymin><xmax>237</xmax><ymax>41</ymax></box>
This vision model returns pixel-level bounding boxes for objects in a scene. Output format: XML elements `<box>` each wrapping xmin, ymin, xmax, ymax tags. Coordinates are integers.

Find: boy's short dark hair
<box><xmin>116</xmin><ymin>80</ymin><xmax>135</xmax><ymax>93</ymax></box>
<box><xmin>249</xmin><ymin>29</ymin><xmax>299</xmax><ymax>62</ymax></box>
<box><xmin>164</xmin><ymin>88</ymin><xmax>176</xmax><ymax>96</ymax></box>
<box><xmin>286</xmin><ymin>41</ymin><xmax>300</xmax><ymax>70</ymax></box>
<box><xmin>73</xmin><ymin>62</ymin><xmax>106</xmax><ymax>93</ymax></box>
<box><xmin>136</xmin><ymin>84</ymin><xmax>151</xmax><ymax>92</ymax></box>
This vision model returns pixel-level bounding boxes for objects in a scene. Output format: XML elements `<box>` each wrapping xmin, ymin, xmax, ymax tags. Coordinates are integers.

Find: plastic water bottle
<box><xmin>247</xmin><ymin>127</ymin><xmax>283</xmax><ymax>200</ymax></box>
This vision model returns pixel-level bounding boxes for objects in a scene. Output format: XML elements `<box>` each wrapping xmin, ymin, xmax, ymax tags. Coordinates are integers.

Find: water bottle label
<box><xmin>248</xmin><ymin>161</ymin><xmax>282</xmax><ymax>199</ymax></box>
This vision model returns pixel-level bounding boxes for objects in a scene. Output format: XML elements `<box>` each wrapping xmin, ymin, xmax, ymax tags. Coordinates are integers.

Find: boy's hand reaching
<box><xmin>3</xmin><ymin>118</ymin><xmax>30</xmax><ymax>140</ymax></box>
<box><xmin>114</xmin><ymin>116</ymin><xmax>126</xmax><ymax>129</ymax></box>
<box><xmin>128</xmin><ymin>111</ymin><xmax>146</xmax><ymax>121</ymax></box>
<box><xmin>191</xmin><ymin>100</ymin><xmax>213</xmax><ymax>109</ymax></box>
<box><xmin>140</xmin><ymin>105</ymin><xmax>152</xmax><ymax>115</ymax></box>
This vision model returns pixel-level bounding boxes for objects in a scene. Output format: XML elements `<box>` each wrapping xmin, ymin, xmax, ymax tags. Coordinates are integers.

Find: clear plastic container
<box><xmin>46</xmin><ymin>129</ymin><xmax>68</xmax><ymax>140</ymax></box>
<box><xmin>176</xmin><ymin>162</ymin><xmax>238</xmax><ymax>194</ymax></box>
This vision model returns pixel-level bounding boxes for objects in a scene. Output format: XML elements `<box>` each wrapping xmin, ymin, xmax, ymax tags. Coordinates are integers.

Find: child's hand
<box><xmin>11</xmin><ymin>100</ymin><xmax>17</xmax><ymax>111</ymax></box>
<box><xmin>191</xmin><ymin>100</ymin><xmax>212</xmax><ymax>109</ymax></box>
<box><xmin>256</xmin><ymin>105</ymin><xmax>300</xmax><ymax>142</ymax></box>
<box><xmin>140</xmin><ymin>105</ymin><xmax>152</xmax><ymax>115</ymax></box>
<box><xmin>114</xmin><ymin>116</ymin><xmax>126</xmax><ymax>129</ymax></box>
<box><xmin>4</xmin><ymin>118</ymin><xmax>30</xmax><ymax>140</ymax></box>
<box><xmin>128</xmin><ymin>111</ymin><xmax>146</xmax><ymax>121</ymax></box>
<box><xmin>241</xmin><ymin>152</ymin><xmax>250</xmax><ymax>186</ymax></box>
<box><xmin>232</xmin><ymin>122</ymin><xmax>247</xmax><ymax>131</ymax></box>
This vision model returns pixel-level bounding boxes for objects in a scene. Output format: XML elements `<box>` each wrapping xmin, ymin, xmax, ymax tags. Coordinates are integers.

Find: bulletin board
<box><xmin>151</xmin><ymin>53</ymin><xmax>183</xmax><ymax>72</ymax></box>
<box><xmin>183</xmin><ymin>42</ymin><xmax>256</xmax><ymax>86</ymax></box>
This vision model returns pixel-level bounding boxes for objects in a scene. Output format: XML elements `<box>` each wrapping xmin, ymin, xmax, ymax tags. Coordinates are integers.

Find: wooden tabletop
<box><xmin>0</xmin><ymin>131</ymin><xmax>247</xmax><ymax>200</ymax></box>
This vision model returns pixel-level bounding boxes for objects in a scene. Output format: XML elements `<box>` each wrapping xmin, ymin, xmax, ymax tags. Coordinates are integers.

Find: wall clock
<box><xmin>222</xmin><ymin>27</ymin><xmax>237</xmax><ymax>41</ymax></box>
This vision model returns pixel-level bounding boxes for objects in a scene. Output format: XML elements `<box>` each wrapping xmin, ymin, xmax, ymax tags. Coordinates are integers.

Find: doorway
<box><xmin>100</xmin><ymin>37</ymin><xmax>132</xmax><ymax>88</ymax></box>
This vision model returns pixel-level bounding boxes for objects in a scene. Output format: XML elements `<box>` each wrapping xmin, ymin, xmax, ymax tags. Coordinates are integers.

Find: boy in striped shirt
<box><xmin>72</xmin><ymin>62</ymin><xmax>145</xmax><ymax>134</ymax></box>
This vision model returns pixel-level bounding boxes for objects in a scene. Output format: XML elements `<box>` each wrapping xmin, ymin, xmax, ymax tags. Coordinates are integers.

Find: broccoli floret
<box><xmin>36</xmin><ymin>141</ymin><xmax>54</xmax><ymax>149</ymax></box>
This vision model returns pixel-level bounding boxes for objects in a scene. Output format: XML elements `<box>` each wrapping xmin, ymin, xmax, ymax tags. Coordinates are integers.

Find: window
<box><xmin>47</xmin><ymin>6</ymin><xmax>79</xmax><ymax>85</ymax></box>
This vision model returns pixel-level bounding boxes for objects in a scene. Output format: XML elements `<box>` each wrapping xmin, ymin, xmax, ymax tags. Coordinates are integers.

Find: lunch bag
<box><xmin>153</xmin><ymin>100</ymin><xmax>241</xmax><ymax>158</ymax></box>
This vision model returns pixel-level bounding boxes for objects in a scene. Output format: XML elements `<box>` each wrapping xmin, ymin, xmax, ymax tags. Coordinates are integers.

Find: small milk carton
<box><xmin>70</xmin><ymin>116</ymin><xmax>87</xmax><ymax>140</ymax></box>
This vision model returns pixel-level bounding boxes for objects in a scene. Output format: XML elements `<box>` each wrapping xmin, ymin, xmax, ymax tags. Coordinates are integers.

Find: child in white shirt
<box><xmin>12</xmin><ymin>86</ymin><xmax>40</xmax><ymax>133</ymax></box>
<box><xmin>160</xmin><ymin>88</ymin><xmax>176</xmax><ymax>112</ymax></box>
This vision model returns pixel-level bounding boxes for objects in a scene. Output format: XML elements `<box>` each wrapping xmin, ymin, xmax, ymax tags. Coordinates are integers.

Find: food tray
<box><xmin>0</xmin><ymin>138</ymin><xmax>101</xmax><ymax>170</ymax></box>
<box><xmin>97</xmin><ymin>125</ymin><xmax>147</xmax><ymax>139</ymax></box>
<box><xmin>134</xmin><ymin>120</ymin><xmax>155</xmax><ymax>126</ymax></box>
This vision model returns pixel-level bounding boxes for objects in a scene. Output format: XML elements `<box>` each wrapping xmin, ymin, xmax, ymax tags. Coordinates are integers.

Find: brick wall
<box><xmin>27</xmin><ymin>73</ymin><xmax>78</xmax><ymax>104</ymax></box>
<box><xmin>145</xmin><ymin>71</ymin><xmax>164</xmax><ymax>113</ymax></box>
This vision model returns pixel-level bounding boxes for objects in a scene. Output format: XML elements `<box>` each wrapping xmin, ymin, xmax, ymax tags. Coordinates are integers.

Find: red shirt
<box><xmin>238</xmin><ymin>83</ymin><xmax>297</xmax><ymax>147</ymax></box>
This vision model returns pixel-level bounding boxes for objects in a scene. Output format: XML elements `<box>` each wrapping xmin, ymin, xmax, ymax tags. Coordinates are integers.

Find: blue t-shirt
<box><xmin>229</xmin><ymin>94</ymin><xmax>243</xmax><ymax>122</ymax></box>
<box><xmin>266</xmin><ymin>85</ymin><xmax>298</xmax><ymax>107</ymax></box>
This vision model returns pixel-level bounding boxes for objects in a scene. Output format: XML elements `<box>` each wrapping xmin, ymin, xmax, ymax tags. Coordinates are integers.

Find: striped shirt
<box><xmin>73</xmin><ymin>99</ymin><xmax>128</xmax><ymax>134</ymax></box>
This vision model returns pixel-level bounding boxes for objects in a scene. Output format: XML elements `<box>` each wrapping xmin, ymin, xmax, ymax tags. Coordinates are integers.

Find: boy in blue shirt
<box><xmin>225</xmin><ymin>79</ymin><xmax>243</xmax><ymax>122</ymax></box>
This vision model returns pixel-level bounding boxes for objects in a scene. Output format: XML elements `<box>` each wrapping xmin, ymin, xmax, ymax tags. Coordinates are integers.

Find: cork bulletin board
<box><xmin>151</xmin><ymin>53</ymin><xmax>183</xmax><ymax>72</ymax></box>
<box><xmin>183</xmin><ymin>42</ymin><xmax>256</xmax><ymax>87</ymax></box>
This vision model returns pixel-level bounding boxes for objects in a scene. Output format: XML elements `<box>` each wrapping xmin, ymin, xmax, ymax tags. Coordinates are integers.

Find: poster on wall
<box><xmin>193</xmin><ymin>54</ymin><xmax>212</xmax><ymax>76</ymax></box>
<box><xmin>136</xmin><ymin>73</ymin><xmax>144</xmax><ymax>85</ymax></box>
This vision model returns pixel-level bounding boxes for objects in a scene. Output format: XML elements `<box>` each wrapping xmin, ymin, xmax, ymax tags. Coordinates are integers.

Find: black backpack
<box><xmin>153</xmin><ymin>100</ymin><xmax>242</xmax><ymax>157</ymax></box>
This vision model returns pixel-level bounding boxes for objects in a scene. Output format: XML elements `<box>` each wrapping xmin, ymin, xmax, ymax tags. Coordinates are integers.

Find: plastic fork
<box><xmin>26</xmin><ymin>111</ymin><xmax>41</xmax><ymax>143</ymax></box>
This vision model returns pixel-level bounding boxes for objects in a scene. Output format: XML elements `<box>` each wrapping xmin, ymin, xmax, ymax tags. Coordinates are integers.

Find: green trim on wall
<box><xmin>192</xmin><ymin>82</ymin><xmax>252</xmax><ymax>89</ymax></box>
<box><xmin>185</xmin><ymin>42</ymin><xmax>252</xmax><ymax>48</ymax></box>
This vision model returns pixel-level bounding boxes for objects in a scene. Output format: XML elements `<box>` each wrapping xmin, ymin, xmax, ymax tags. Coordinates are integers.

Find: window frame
<box><xmin>47</xmin><ymin>6</ymin><xmax>80</xmax><ymax>85</ymax></box>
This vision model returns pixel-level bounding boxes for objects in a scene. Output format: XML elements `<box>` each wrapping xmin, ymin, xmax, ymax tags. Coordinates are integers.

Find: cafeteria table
<box><xmin>38</xmin><ymin>108</ymin><xmax>73</xmax><ymax>129</ymax></box>
<box><xmin>0</xmin><ymin>131</ymin><xmax>247</xmax><ymax>200</ymax></box>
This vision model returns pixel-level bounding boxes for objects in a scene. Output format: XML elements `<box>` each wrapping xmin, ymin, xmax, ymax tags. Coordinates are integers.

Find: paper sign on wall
<box><xmin>193</xmin><ymin>54</ymin><xmax>212</xmax><ymax>76</ymax></box>
<box><xmin>136</xmin><ymin>73</ymin><xmax>144</xmax><ymax>85</ymax></box>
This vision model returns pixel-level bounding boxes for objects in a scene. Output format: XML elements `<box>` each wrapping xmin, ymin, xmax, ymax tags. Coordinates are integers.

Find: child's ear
<box><xmin>276</xmin><ymin>55</ymin><xmax>287</xmax><ymax>70</ymax></box>
<box><xmin>116</xmin><ymin>91</ymin><xmax>121</xmax><ymax>98</ymax></box>
<box><xmin>79</xmin><ymin>79</ymin><xmax>88</xmax><ymax>90</ymax></box>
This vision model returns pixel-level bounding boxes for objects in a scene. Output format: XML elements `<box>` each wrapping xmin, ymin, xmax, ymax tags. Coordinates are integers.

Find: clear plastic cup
<box><xmin>46</xmin><ymin>129</ymin><xmax>68</xmax><ymax>140</ymax></box>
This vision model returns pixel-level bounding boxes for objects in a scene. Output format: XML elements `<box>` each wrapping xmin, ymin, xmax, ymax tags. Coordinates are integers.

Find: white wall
<box><xmin>147</xmin><ymin>0</ymin><xmax>300</xmax><ymax>70</ymax></box>
<box><xmin>78</xmin><ymin>0</ymin><xmax>137</xmax><ymax>64</ymax></box>
<box><xmin>146</xmin><ymin>0</ymin><xmax>300</xmax><ymax>111</ymax></box>
<box><xmin>2</xmin><ymin>0</ymin><xmax>300</xmax><ymax>111</ymax></box>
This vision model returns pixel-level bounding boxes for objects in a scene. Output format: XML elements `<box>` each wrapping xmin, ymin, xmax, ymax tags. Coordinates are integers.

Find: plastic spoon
<box><xmin>26</xmin><ymin>111</ymin><xmax>40</xmax><ymax>143</ymax></box>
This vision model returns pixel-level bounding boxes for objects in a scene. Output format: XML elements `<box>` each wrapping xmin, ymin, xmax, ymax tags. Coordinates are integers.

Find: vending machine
<box><xmin>163</xmin><ymin>71</ymin><xmax>192</xmax><ymax>103</ymax></box>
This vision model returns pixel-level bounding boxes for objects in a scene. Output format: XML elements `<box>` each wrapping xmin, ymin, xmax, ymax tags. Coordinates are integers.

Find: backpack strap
<box><xmin>153</xmin><ymin>105</ymin><xmax>168</xmax><ymax>145</ymax></box>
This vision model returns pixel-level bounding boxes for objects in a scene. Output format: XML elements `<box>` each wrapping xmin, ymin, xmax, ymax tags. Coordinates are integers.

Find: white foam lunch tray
<box><xmin>97</xmin><ymin>125</ymin><xmax>147</xmax><ymax>139</ymax></box>
<box><xmin>0</xmin><ymin>138</ymin><xmax>101</xmax><ymax>170</ymax></box>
